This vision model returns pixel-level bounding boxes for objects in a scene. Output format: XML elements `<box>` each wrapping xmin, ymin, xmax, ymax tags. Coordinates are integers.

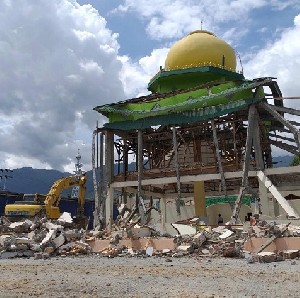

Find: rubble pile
<box><xmin>1</xmin><ymin>211</ymin><xmax>300</xmax><ymax>264</ymax></box>
<box><xmin>86</xmin><ymin>218</ymin><xmax>300</xmax><ymax>263</ymax></box>
<box><xmin>0</xmin><ymin>212</ymin><xmax>91</xmax><ymax>259</ymax></box>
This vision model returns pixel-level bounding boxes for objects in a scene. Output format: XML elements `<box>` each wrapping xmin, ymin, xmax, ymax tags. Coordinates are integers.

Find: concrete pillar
<box><xmin>105</xmin><ymin>130</ymin><xmax>114</xmax><ymax>229</ymax></box>
<box><xmin>105</xmin><ymin>186</ymin><xmax>114</xmax><ymax>227</ymax></box>
<box><xmin>160</xmin><ymin>197</ymin><xmax>166</xmax><ymax>226</ymax></box>
<box><xmin>273</xmin><ymin>197</ymin><xmax>280</xmax><ymax>217</ymax></box>
<box><xmin>259</xmin><ymin>180</ymin><xmax>270</xmax><ymax>216</ymax></box>
<box><xmin>194</xmin><ymin>181</ymin><xmax>207</xmax><ymax>217</ymax></box>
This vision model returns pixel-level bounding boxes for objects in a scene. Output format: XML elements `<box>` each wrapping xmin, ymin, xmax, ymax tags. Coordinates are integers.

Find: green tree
<box><xmin>290</xmin><ymin>155</ymin><xmax>300</xmax><ymax>166</ymax></box>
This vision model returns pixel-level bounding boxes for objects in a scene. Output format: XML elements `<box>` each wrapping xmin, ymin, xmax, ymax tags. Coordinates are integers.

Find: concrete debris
<box><xmin>85</xmin><ymin>217</ymin><xmax>300</xmax><ymax>262</ymax></box>
<box><xmin>58</xmin><ymin>212</ymin><xmax>73</xmax><ymax>224</ymax></box>
<box><xmin>1</xmin><ymin>210</ymin><xmax>300</xmax><ymax>263</ymax></box>
<box><xmin>0</xmin><ymin>212</ymin><xmax>89</xmax><ymax>259</ymax></box>
<box><xmin>219</xmin><ymin>229</ymin><xmax>234</xmax><ymax>239</ymax></box>
<box><xmin>171</xmin><ymin>223</ymin><xmax>196</xmax><ymax>236</ymax></box>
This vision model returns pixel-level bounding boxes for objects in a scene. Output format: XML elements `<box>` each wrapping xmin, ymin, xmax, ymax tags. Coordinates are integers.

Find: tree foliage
<box><xmin>290</xmin><ymin>155</ymin><xmax>300</xmax><ymax>166</ymax></box>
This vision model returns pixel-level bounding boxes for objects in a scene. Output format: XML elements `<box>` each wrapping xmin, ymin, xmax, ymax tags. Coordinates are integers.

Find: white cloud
<box><xmin>0</xmin><ymin>0</ymin><xmax>125</xmax><ymax>171</ymax></box>
<box><xmin>242</xmin><ymin>14</ymin><xmax>300</xmax><ymax>157</ymax></box>
<box><xmin>118</xmin><ymin>47</ymin><xmax>169</xmax><ymax>97</ymax></box>
<box><xmin>114</xmin><ymin>0</ymin><xmax>299</xmax><ymax>41</ymax></box>
<box><xmin>244</xmin><ymin>14</ymin><xmax>300</xmax><ymax>109</ymax></box>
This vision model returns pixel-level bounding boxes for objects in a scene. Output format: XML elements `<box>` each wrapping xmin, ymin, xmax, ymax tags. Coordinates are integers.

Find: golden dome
<box><xmin>164</xmin><ymin>30</ymin><xmax>236</xmax><ymax>72</ymax></box>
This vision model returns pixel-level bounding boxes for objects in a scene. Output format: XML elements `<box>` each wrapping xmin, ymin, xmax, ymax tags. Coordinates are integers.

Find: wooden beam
<box><xmin>268</xmin><ymin>132</ymin><xmax>296</xmax><ymax>144</ymax></box>
<box><xmin>211</xmin><ymin>120</ymin><xmax>227</xmax><ymax>192</ymax></box>
<box><xmin>92</xmin><ymin>130</ymin><xmax>100</xmax><ymax>227</ymax></box>
<box><xmin>110</xmin><ymin>164</ymin><xmax>300</xmax><ymax>188</ymax></box>
<box><xmin>258</xmin><ymin>171</ymin><xmax>299</xmax><ymax>218</ymax></box>
<box><xmin>252</xmin><ymin>107</ymin><xmax>264</xmax><ymax>170</ymax></box>
<box><xmin>259</xmin><ymin>102</ymin><xmax>300</xmax><ymax>149</ymax></box>
<box><xmin>270</xmin><ymin>104</ymin><xmax>300</xmax><ymax>116</ymax></box>
<box><xmin>270</xmin><ymin>139</ymin><xmax>299</xmax><ymax>155</ymax></box>
<box><xmin>99</xmin><ymin>132</ymin><xmax>104</xmax><ymax>222</ymax></box>
<box><xmin>231</xmin><ymin>105</ymin><xmax>256</xmax><ymax>222</ymax></box>
<box><xmin>137</xmin><ymin>130</ymin><xmax>143</xmax><ymax>198</ymax></box>
<box><xmin>172</xmin><ymin>126</ymin><xmax>181</xmax><ymax>215</ymax></box>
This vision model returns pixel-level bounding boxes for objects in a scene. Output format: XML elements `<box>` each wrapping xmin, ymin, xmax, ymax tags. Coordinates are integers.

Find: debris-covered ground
<box><xmin>1</xmin><ymin>213</ymin><xmax>300</xmax><ymax>297</ymax></box>
<box><xmin>1</xmin><ymin>255</ymin><xmax>300</xmax><ymax>297</ymax></box>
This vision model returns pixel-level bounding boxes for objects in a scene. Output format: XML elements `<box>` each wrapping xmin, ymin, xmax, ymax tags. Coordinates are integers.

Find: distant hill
<box><xmin>1</xmin><ymin>156</ymin><xmax>294</xmax><ymax>197</ymax></box>
<box><xmin>3</xmin><ymin>167</ymin><xmax>72</xmax><ymax>195</ymax></box>
<box><xmin>272</xmin><ymin>155</ymin><xmax>293</xmax><ymax>167</ymax></box>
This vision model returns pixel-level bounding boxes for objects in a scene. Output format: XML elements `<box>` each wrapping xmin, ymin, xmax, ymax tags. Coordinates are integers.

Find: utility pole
<box><xmin>0</xmin><ymin>169</ymin><xmax>13</xmax><ymax>191</ymax></box>
<box><xmin>71</xmin><ymin>150</ymin><xmax>84</xmax><ymax>198</ymax></box>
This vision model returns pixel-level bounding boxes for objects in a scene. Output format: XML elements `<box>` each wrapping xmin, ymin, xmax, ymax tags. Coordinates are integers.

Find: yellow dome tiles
<box><xmin>165</xmin><ymin>30</ymin><xmax>237</xmax><ymax>72</ymax></box>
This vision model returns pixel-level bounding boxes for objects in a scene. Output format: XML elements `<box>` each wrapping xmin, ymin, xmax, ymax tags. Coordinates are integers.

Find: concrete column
<box><xmin>105</xmin><ymin>130</ymin><xmax>114</xmax><ymax>229</ymax></box>
<box><xmin>259</xmin><ymin>180</ymin><xmax>270</xmax><ymax>216</ymax></box>
<box><xmin>194</xmin><ymin>181</ymin><xmax>207</xmax><ymax>217</ymax></box>
<box><xmin>160</xmin><ymin>197</ymin><xmax>166</xmax><ymax>226</ymax></box>
<box><xmin>105</xmin><ymin>186</ymin><xmax>114</xmax><ymax>227</ymax></box>
<box><xmin>273</xmin><ymin>197</ymin><xmax>280</xmax><ymax>217</ymax></box>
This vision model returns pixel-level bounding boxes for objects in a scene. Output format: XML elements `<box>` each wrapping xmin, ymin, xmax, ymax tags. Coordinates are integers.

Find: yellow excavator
<box><xmin>5</xmin><ymin>173</ymin><xmax>87</xmax><ymax>222</ymax></box>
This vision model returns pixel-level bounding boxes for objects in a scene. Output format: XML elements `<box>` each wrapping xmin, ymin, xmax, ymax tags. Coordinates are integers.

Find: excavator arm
<box><xmin>45</xmin><ymin>173</ymin><xmax>87</xmax><ymax>219</ymax></box>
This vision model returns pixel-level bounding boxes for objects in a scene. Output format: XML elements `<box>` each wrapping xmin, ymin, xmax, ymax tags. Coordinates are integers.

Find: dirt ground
<box><xmin>0</xmin><ymin>255</ymin><xmax>299</xmax><ymax>298</ymax></box>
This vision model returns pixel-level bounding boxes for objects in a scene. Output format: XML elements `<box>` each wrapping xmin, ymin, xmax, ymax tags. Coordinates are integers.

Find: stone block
<box><xmin>0</xmin><ymin>251</ymin><xmax>18</xmax><ymax>259</ymax></box>
<box><xmin>53</xmin><ymin>234</ymin><xmax>65</xmax><ymax>248</ymax></box>
<box><xmin>172</xmin><ymin>224</ymin><xmax>196</xmax><ymax>236</ymax></box>
<box><xmin>282</xmin><ymin>249</ymin><xmax>299</xmax><ymax>260</ymax></box>
<box><xmin>131</xmin><ymin>227</ymin><xmax>151</xmax><ymax>238</ymax></box>
<box><xmin>193</xmin><ymin>232</ymin><xmax>206</xmax><ymax>247</ymax></box>
<box><xmin>64</xmin><ymin>230</ymin><xmax>81</xmax><ymax>241</ymax></box>
<box><xmin>15</xmin><ymin>237</ymin><xmax>33</xmax><ymax>244</ymax></box>
<box><xmin>0</xmin><ymin>235</ymin><xmax>15</xmax><ymax>247</ymax></box>
<box><xmin>44</xmin><ymin>246</ymin><xmax>55</xmax><ymax>255</ymax></box>
<box><xmin>257</xmin><ymin>252</ymin><xmax>277</xmax><ymax>263</ymax></box>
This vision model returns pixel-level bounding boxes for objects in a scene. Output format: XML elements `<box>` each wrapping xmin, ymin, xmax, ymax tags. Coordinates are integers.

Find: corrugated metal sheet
<box><xmin>104</xmin><ymin>98</ymin><xmax>261</xmax><ymax>131</ymax></box>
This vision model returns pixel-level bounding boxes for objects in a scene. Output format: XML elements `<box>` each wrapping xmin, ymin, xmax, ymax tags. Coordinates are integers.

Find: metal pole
<box><xmin>173</xmin><ymin>126</ymin><xmax>181</xmax><ymax>215</ymax></box>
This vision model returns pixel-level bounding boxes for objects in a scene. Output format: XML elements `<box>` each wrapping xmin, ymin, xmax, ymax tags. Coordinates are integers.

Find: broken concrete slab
<box><xmin>150</xmin><ymin>223</ymin><xmax>178</xmax><ymax>237</ymax></box>
<box><xmin>15</xmin><ymin>237</ymin><xmax>34</xmax><ymax>244</ymax></box>
<box><xmin>44</xmin><ymin>222</ymin><xmax>63</xmax><ymax>231</ymax></box>
<box><xmin>41</xmin><ymin>229</ymin><xmax>56</xmax><ymax>246</ymax></box>
<box><xmin>219</xmin><ymin>230</ymin><xmax>234</xmax><ymax>239</ymax></box>
<box><xmin>282</xmin><ymin>249</ymin><xmax>299</xmax><ymax>259</ymax></box>
<box><xmin>53</xmin><ymin>234</ymin><xmax>65</xmax><ymax>248</ymax></box>
<box><xmin>89</xmin><ymin>238</ymin><xmax>176</xmax><ymax>253</ymax></box>
<box><xmin>244</xmin><ymin>237</ymin><xmax>300</xmax><ymax>253</ymax></box>
<box><xmin>193</xmin><ymin>232</ymin><xmax>206</xmax><ymax>247</ymax></box>
<box><xmin>131</xmin><ymin>227</ymin><xmax>151</xmax><ymax>238</ymax></box>
<box><xmin>57</xmin><ymin>212</ymin><xmax>73</xmax><ymax>224</ymax></box>
<box><xmin>171</xmin><ymin>224</ymin><xmax>196</xmax><ymax>236</ymax></box>
<box><xmin>212</xmin><ymin>226</ymin><xmax>227</xmax><ymax>234</ymax></box>
<box><xmin>0</xmin><ymin>251</ymin><xmax>19</xmax><ymax>259</ymax></box>
<box><xmin>257</xmin><ymin>252</ymin><xmax>277</xmax><ymax>263</ymax></box>
<box><xmin>177</xmin><ymin>245</ymin><xmax>191</xmax><ymax>251</ymax></box>
<box><xmin>64</xmin><ymin>230</ymin><xmax>81</xmax><ymax>241</ymax></box>
<box><xmin>0</xmin><ymin>235</ymin><xmax>15</xmax><ymax>247</ymax></box>
<box><xmin>9</xmin><ymin>221</ymin><xmax>31</xmax><ymax>232</ymax></box>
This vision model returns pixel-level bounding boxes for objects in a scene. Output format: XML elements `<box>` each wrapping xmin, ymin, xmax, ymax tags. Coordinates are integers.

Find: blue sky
<box><xmin>78</xmin><ymin>1</ymin><xmax>300</xmax><ymax>60</ymax></box>
<box><xmin>0</xmin><ymin>0</ymin><xmax>300</xmax><ymax>171</ymax></box>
